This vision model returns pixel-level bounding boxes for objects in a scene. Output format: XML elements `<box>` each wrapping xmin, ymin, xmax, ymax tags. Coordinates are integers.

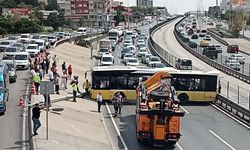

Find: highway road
<box><xmin>153</xmin><ymin>18</ymin><xmax>250</xmax><ymax>109</ymax></box>
<box><xmin>0</xmin><ymin>68</ymin><xmax>30</xmax><ymax>149</ymax></box>
<box><xmin>101</xmin><ymin>19</ymin><xmax>250</xmax><ymax>150</ymax></box>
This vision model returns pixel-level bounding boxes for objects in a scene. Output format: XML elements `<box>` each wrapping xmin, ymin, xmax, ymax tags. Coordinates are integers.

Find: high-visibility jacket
<box><xmin>83</xmin><ymin>81</ymin><xmax>90</xmax><ymax>89</ymax></box>
<box><xmin>33</xmin><ymin>74</ymin><xmax>41</xmax><ymax>83</ymax></box>
<box><xmin>72</xmin><ymin>83</ymin><xmax>77</xmax><ymax>92</ymax></box>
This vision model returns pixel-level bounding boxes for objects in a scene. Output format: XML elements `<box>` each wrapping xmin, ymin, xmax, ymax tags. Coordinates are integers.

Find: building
<box><xmin>2</xmin><ymin>8</ymin><xmax>30</xmax><ymax>18</ymax></box>
<box><xmin>208</xmin><ymin>6</ymin><xmax>221</xmax><ymax>18</ymax></box>
<box><xmin>136</xmin><ymin>0</ymin><xmax>153</xmax><ymax>8</ymax></box>
<box><xmin>39</xmin><ymin>10</ymin><xmax>59</xmax><ymax>19</ymax></box>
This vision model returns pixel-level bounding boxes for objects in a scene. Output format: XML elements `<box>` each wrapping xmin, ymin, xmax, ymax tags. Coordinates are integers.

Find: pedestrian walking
<box><xmin>54</xmin><ymin>72</ymin><xmax>60</xmax><ymax>94</ymax></box>
<box><xmin>48</xmin><ymin>68</ymin><xmax>54</xmax><ymax>81</ymax></box>
<box><xmin>112</xmin><ymin>95</ymin><xmax>119</xmax><ymax>117</ymax></box>
<box><xmin>52</xmin><ymin>55</ymin><xmax>59</xmax><ymax>65</ymax></box>
<box><xmin>43</xmin><ymin>94</ymin><xmax>51</xmax><ymax>107</ymax></box>
<box><xmin>72</xmin><ymin>81</ymin><xmax>77</xmax><ymax>102</ymax></box>
<box><xmin>33</xmin><ymin>72</ymin><xmax>41</xmax><ymax>95</ymax></box>
<box><xmin>39</xmin><ymin>65</ymin><xmax>43</xmax><ymax>79</ymax></box>
<box><xmin>32</xmin><ymin>103</ymin><xmax>43</xmax><ymax>135</ymax></box>
<box><xmin>46</xmin><ymin>56</ymin><xmax>50</xmax><ymax>74</ymax></box>
<box><xmin>82</xmin><ymin>79</ymin><xmax>91</xmax><ymax>95</ymax></box>
<box><xmin>117</xmin><ymin>93</ymin><xmax>123</xmax><ymax>114</ymax></box>
<box><xmin>73</xmin><ymin>76</ymin><xmax>81</xmax><ymax>93</ymax></box>
<box><xmin>96</xmin><ymin>92</ymin><xmax>103</xmax><ymax>112</ymax></box>
<box><xmin>60</xmin><ymin>70</ymin><xmax>67</xmax><ymax>90</ymax></box>
<box><xmin>67</xmin><ymin>65</ymin><xmax>72</xmax><ymax>79</ymax></box>
<box><xmin>62</xmin><ymin>62</ymin><xmax>66</xmax><ymax>72</ymax></box>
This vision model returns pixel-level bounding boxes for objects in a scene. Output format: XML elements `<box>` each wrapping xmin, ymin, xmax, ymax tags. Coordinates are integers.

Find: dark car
<box><xmin>187</xmin><ymin>28</ymin><xmax>194</xmax><ymax>35</ymax></box>
<box><xmin>227</xmin><ymin>45</ymin><xmax>239</xmax><ymax>53</ymax></box>
<box><xmin>121</xmin><ymin>47</ymin><xmax>132</xmax><ymax>59</ymax></box>
<box><xmin>188</xmin><ymin>41</ymin><xmax>198</xmax><ymax>48</ymax></box>
<box><xmin>191</xmin><ymin>34</ymin><xmax>198</xmax><ymax>39</ymax></box>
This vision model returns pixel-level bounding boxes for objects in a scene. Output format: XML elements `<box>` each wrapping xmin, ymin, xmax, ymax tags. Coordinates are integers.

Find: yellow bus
<box><xmin>90</xmin><ymin>66</ymin><xmax>219</xmax><ymax>102</ymax></box>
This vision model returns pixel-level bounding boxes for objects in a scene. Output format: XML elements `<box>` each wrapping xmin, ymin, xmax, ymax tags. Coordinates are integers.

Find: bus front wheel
<box><xmin>178</xmin><ymin>94</ymin><xmax>189</xmax><ymax>103</ymax></box>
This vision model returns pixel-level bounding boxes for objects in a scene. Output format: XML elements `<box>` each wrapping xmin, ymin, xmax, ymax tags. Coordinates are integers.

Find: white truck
<box><xmin>98</xmin><ymin>39</ymin><xmax>111</xmax><ymax>56</ymax></box>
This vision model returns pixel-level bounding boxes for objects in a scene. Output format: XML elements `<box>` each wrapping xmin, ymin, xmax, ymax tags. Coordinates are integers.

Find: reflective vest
<box><xmin>72</xmin><ymin>83</ymin><xmax>77</xmax><ymax>91</ymax></box>
<box><xmin>33</xmin><ymin>74</ymin><xmax>40</xmax><ymax>83</ymax></box>
<box><xmin>83</xmin><ymin>81</ymin><xmax>90</xmax><ymax>89</ymax></box>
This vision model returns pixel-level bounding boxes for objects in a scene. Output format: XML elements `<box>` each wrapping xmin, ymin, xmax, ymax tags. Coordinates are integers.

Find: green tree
<box><xmin>247</xmin><ymin>16</ymin><xmax>250</xmax><ymax>25</ymax></box>
<box><xmin>13</xmin><ymin>18</ymin><xmax>42</xmax><ymax>33</ymax></box>
<box><xmin>46</xmin><ymin>12</ymin><xmax>64</xmax><ymax>30</ymax></box>
<box><xmin>3</xmin><ymin>0</ymin><xmax>17</xmax><ymax>8</ymax></box>
<box><xmin>45</xmin><ymin>0</ymin><xmax>60</xmax><ymax>11</ymax></box>
<box><xmin>0</xmin><ymin>17</ymin><xmax>13</xmax><ymax>34</ymax></box>
<box><xmin>230</xmin><ymin>11</ymin><xmax>245</xmax><ymax>37</ymax></box>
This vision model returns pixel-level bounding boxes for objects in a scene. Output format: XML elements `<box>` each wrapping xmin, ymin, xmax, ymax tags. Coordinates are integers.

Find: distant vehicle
<box><xmin>223</xmin><ymin>59</ymin><xmax>241</xmax><ymax>71</ymax></box>
<box><xmin>25</xmin><ymin>44</ymin><xmax>39</xmax><ymax>57</ymax></box>
<box><xmin>34</xmin><ymin>39</ymin><xmax>46</xmax><ymax>52</ymax></box>
<box><xmin>40</xmin><ymin>35</ymin><xmax>50</xmax><ymax>48</ymax></box>
<box><xmin>203</xmin><ymin>35</ymin><xmax>211</xmax><ymax>41</ymax></box>
<box><xmin>64</xmin><ymin>33</ymin><xmax>71</xmax><ymax>39</ymax></box>
<box><xmin>191</xmin><ymin>34</ymin><xmax>198</xmax><ymax>39</ymax></box>
<box><xmin>126</xmin><ymin>45</ymin><xmax>136</xmax><ymax>54</ymax></box>
<box><xmin>216</xmin><ymin>23</ymin><xmax>223</xmax><ymax>28</ymax></box>
<box><xmin>77</xmin><ymin>27</ymin><xmax>87</xmax><ymax>35</ymax></box>
<box><xmin>147</xmin><ymin>56</ymin><xmax>161</xmax><ymax>67</ymax></box>
<box><xmin>47</xmin><ymin>35</ymin><xmax>57</xmax><ymax>45</ymax></box>
<box><xmin>200</xmin><ymin>40</ymin><xmax>209</xmax><ymax>47</ymax></box>
<box><xmin>121</xmin><ymin>47</ymin><xmax>132</xmax><ymax>59</ymax></box>
<box><xmin>137</xmin><ymin>43</ymin><xmax>147</xmax><ymax>49</ymax></box>
<box><xmin>0</xmin><ymin>63</ymin><xmax>9</xmax><ymax>115</ymax></box>
<box><xmin>126</xmin><ymin>58</ymin><xmax>139</xmax><ymax>66</ymax></box>
<box><xmin>213</xmin><ymin>44</ymin><xmax>222</xmax><ymax>53</ymax></box>
<box><xmin>227</xmin><ymin>45</ymin><xmax>239</xmax><ymax>53</ymax></box>
<box><xmin>8</xmin><ymin>36</ymin><xmax>18</xmax><ymax>43</ymax></box>
<box><xmin>229</xmin><ymin>54</ymin><xmax>245</xmax><ymax>64</ymax></box>
<box><xmin>125</xmin><ymin>30</ymin><xmax>133</xmax><ymax>38</ymax></box>
<box><xmin>12</xmin><ymin>43</ymin><xmax>25</xmax><ymax>51</ymax></box>
<box><xmin>4</xmin><ymin>47</ymin><xmax>19</xmax><ymax>57</ymax></box>
<box><xmin>202</xmin><ymin>46</ymin><xmax>219</xmax><ymax>59</ymax></box>
<box><xmin>108</xmin><ymin>29</ymin><xmax>119</xmax><ymax>42</ymax></box>
<box><xmin>199</xmin><ymin>29</ymin><xmax>207</xmax><ymax>37</ymax></box>
<box><xmin>188</xmin><ymin>41</ymin><xmax>198</xmax><ymax>48</ymax></box>
<box><xmin>98</xmin><ymin>39</ymin><xmax>111</xmax><ymax>56</ymax></box>
<box><xmin>100</xmin><ymin>53</ymin><xmax>114</xmax><ymax>66</ymax></box>
<box><xmin>123</xmin><ymin>53</ymin><xmax>134</xmax><ymax>64</ymax></box>
<box><xmin>207</xmin><ymin>21</ymin><xmax>214</xmax><ymax>25</ymax></box>
<box><xmin>142</xmin><ymin>53</ymin><xmax>152</xmax><ymax>64</ymax></box>
<box><xmin>175</xmin><ymin>58</ymin><xmax>192</xmax><ymax>70</ymax></box>
<box><xmin>0</xmin><ymin>59</ymin><xmax>17</xmax><ymax>83</ymax></box>
<box><xmin>138</xmin><ymin>47</ymin><xmax>148</xmax><ymax>57</ymax></box>
<box><xmin>153</xmin><ymin>63</ymin><xmax>167</xmax><ymax>68</ymax></box>
<box><xmin>20</xmin><ymin>34</ymin><xmax>31</xmax><ymax>43</ymax></box>
<box><xmin>110</xmin><ymin>40</ymin><xmax>116</xmax><ymax>51</ymax></box>
<box><xmin>0</xmin><ymin>41</ymin><xmax>14</xmax><ymax>52</ymax></box>
<box><xmin>14</xmin><ymin>52</ymin><xmax>30</xmax><ymax>70</ymax></box>
<box><xmin>137</xmin><ymin>39</ymin><xmax>145</xmax><ymax>46</ymax></box>
<box><xmin>187</xmin><ymin>28</ymin><xmax>194</xmax><ymax>35</ymax></box>
<box><xmin>30</xmin><ymin>34</ymin><xmax>41</xmax><ymax>43</ymax></box>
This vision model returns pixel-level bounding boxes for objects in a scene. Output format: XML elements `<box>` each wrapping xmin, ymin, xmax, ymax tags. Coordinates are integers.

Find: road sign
<box><xmin>40</xmin><ymin>81</ymin><xmax>54</xmax><ymax>95</ymax></box>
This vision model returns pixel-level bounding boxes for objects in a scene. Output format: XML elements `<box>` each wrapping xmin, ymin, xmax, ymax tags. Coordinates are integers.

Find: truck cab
<box><xmin>202</xmin><ymin>46</ymin><xmax>219</xmax><ymax>59</ymax></box>
<box><xmin>175</xmin><ymin>58</ymin><xmax>192</xmax><ymax>70</ymax></box>
<box><xmin>0</xmin><ymin>63</ymin><xmax>9</xmax><ymax>115</ymax></box>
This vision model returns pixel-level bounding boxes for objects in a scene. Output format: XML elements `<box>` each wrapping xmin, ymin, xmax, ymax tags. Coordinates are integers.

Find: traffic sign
<box><xmin>40</xmin><ymin>81</ymin><xmax>54</xmax><ymax>95</ymax></box>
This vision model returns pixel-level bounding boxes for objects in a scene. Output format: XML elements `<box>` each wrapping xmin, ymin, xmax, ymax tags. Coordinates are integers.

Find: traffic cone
<box><xmin>19</xmin><ymin>96</ymin><xmax>24</xmax><ymax>107</ymax></box>
<box><xmin>31</xmin><ymin>83</ymin><xmax>36</xmax><ymax>95</ymax></box>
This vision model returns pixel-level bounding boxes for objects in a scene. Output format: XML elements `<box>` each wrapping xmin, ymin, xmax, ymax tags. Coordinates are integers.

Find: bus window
<box><xmin>205</xmin><ymin>76</ymin><xmax>217</xmax><ymax>91</ymax></box>
<box><xmin>194</xmin><ymin>79</ymin><xmax>206</xmax><ymax>91</ymax></box>
<box><xmin>128</xmin><ymin>76</ymin><xmax>139</xmax><ymax>89</ymax></box>
<box><xmin>111</xmin><ymin>75</ymin><xmax>127</xmax><ymax>89</ymax></box>
<box><xmin>93</xmin><ymin>76</ymin><xmax>110</xmax><ymax>89</ymax></box>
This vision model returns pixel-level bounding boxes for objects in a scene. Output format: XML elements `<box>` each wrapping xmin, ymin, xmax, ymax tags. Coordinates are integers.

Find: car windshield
<box><xmin>15</xmin><ymin>55</ymin><xmax>27</xmax><ymax>60</ymax></box>
<box><xmin>128</xmin><ymin>59</ymin><xmax>137</xmax><ymax>63</ymax></box>
<box><xmin>27</xmin><ymin>46</ymin><xmax>37</xmax><ymax>49</ymax></box>
<box><xmin>6</xmin><ymin>64</ymin><xmax>14</xmax><ymax>70</ymax></box>
<box><xmin>48</xmin><ymin>36</ymin><xmax>55</xmax><ymax>39</ymax></box>
<box><xmin>201</xmin><ymin>30</ymin><xmax>206</xmax><ymax>33</ymax></box>
<box><xmin>6</xmin><ymin>48</ymin><xmax>17</xmax><ymax>52</ymax></box>
<box><xmin>181</xmin><ymin>60</ymin><xmax>192</xmax><ymax>66</ymax></box>
<box><xmin>21</xmin><ymin>35</ymin><xmax>28</xmax><ymax>38</ymax></box>
<box><xmin>32</xmin><ymin>35</ymin><xmax>40</xmax><ymax>39</ymax></box>
<box><xmin>140</xmin><ymin>49</ymin><xmax>147</xmax><ymax>52</ymax></box>
<box><xmin>13</xmin><ymin>43</ymin><xmax>23</xmax><ymax>47</ymax></box>
<box><xmin>99</xmin><ymin>48</ymin><xmax>109</xmax><ymax>52</ymax></box>
<box><xmin>35</xmin><ymin>42</ymin><xmax>43</xmax><ymax>46</ymax></box>
<box><xmin>8</xmin><ymin>37</ymin><xmax>17</xmax><ymax>40</ymax></box>
<box><xmin>125</xmin><ymin>54</ymin><xmax>133</xmax><ymax>57</ymax></box>
<box><xmin>1</xmin><ymin>42</ymin><xmax>10</xmax><ymax>45</ymax></box>
<box><xmin>155</xmin><ymin>63</ymin><xmax>166</xmax><ymax>68</ymax></box>
<box><xmin>151</xmin><ymin>57</ymin><xmax>160</xmax><ymax>61</ymax></box>
<box><xmin>102</xmin><ymin>57</ymin><xmax>112</xmax><ymax>62</ymax></box>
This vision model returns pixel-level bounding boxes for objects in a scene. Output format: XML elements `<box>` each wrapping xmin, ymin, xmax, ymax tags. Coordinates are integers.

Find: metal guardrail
<box><xmin>215</xmin><ymin>94</ymin><xmax>250</xmax><ymax>126</ymax></box>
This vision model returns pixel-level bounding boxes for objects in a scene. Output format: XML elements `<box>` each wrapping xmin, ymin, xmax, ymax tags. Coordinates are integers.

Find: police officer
<box><xmin>72</xmin><ymin>81</ymin><xmax>77</xmax><ymax>102</ymax></box>
<box><xmin>33</xmin><ymin>71</ymin><xmax>41</xmax><ymax>95</ymax></box>
<box><xmin>83</xmin><ymin>79</ymin><xmax>91</xmax><ymax>95</ymax></box>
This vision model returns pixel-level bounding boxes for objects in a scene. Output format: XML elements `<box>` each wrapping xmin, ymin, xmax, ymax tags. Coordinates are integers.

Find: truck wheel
<box><xmin>178</xmin><ymin>93</ymin><xmax>189</xmax><ymax>103</ymax></box>
<box><xmin>168</xmin><ymin>141</ymin><xmax>176</xmax><ymax>147</ymax></box>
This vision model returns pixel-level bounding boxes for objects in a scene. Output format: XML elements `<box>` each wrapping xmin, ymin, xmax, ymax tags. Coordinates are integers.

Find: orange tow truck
<box><xmin>136</xmin><ymin>72</ymin><xmax>185</xmax><ymax>147</ymax></box>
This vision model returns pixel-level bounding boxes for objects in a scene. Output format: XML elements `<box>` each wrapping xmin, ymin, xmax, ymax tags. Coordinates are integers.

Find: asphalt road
<box><xmin>0</xmin><ymin>68</ymin><xmax>30</xmax><ymax>149</ymax></box>
<box><xmin>101</xmin><ymin>18</ymin><xmax>250</xmax><ymax>150</ymax></box>
<box><xmin>153</xmin><ymin>18</ymin><xmax>250</xmax><ymax>109</ymax></box>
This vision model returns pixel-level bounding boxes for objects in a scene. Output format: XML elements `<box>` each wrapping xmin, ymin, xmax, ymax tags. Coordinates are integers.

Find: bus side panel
<box><xmin>192</xmin><ymin>92</ymin><xmax>205</xmax><ymax>102</ymax></box>
<box><xmin>204</xmin><ymin>92</ymin><xmax>217</xmax><ymax>102</ymax></box>
<box><xmin>91</xmin><ymin>89</ymin><xmax>110</xmax><ymax>100</ymax></box>
<box><xmin>110</xmin><ymin>90</ymin><xmax>137</xmax><ymax>101</ymax></box>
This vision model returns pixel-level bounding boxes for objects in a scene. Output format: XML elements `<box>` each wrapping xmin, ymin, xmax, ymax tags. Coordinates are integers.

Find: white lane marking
<box><xmin>176</xmin><ymin>143</ymin><xmax>184</xmax><ymax>150</ymax></box>
<box><xmin>209</xmin><ymin>130</ymin><xmax>236</xmax><ymax>150</ymax></box>
<box><xmin>180</xmin><ymin>106</ymin><xmax>189</xmax><ymax>114</ymax></box>
<box><xmin>211</xmin><ymin>104</ymin><xmax>250</xmax><ymax>130</ymax></box>
<box><xmin>105</xmin><ymin>102</ymin><xmax>128</xmax><ymax>150</ymax></box>
<box><xmin>22</xmin><ymin>83</ymin><xmax>30</xmax><ymax>150</ymax></box>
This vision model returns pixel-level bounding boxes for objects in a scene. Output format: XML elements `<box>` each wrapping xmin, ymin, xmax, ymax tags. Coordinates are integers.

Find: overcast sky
<box><xmin>120</xmin><ymin>0</ymin><xmax>221</xmax><ymax>14</ymax></box>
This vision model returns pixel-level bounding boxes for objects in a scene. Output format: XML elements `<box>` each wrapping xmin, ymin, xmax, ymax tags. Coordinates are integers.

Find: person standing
<box><xmin>32</xmin><ymin>103</ymin><xmax>42</xmax><ymax>135</ymax></box>
<box><xmin>54</xmin><ymin>71</ymin><xmax>60</xmax><ymax>94</ymax></box>
<box><xmin>61</xmin><ymin>62</ymin><xmax>66</xmax><ymax>72</ymax></box>
<box><xmin>33</xmin><ymin>72</ymin><xmax>41</xmax><ymax>95</ymax></box>
<box><xmin>60</xmin><ymin>70</ymin><xmax>67</xmax><ymax>90</ymax></box>
<box><xmin>117</xmin><ymin>92</ymin><xmax>123</xmax><ymax>114</ymax></box>
<box><xmin>83</xmin><ymin>79</ymin><xmax>91</xmax><ymax>95</ymax></box>
<box><xmin>112</xmin><ymin>95</ymin><xmax>119</xmax><ymax>117</ymax></box>
<box><xmin>52</xmin><ymin>55</ymin><xmax>59</xmax><ymax>65</ymax></box>
<box><xmin>67</xmin><ymin>65</ymin><xmax>72</xmax><ymax>79</ymax></box>
<box><xmin>48</xmin><ymin>68</ymin><xmax>54</xmax><ymax>81</ymax></box>
<box><xmin>96</xmin><ymin>92</ymin><xmax>103</xmax><ymax>112</ymax></box>
<box><xmin>72</xmin><ymin>81</ymin><xmax>77</xmax><ymax>102</ymax></box>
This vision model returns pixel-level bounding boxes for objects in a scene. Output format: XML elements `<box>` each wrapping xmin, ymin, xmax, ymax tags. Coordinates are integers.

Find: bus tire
<box><xmin>178</xmin><ymin>93</ymin><xmax>189</xmax><ymax>103</ymax></box>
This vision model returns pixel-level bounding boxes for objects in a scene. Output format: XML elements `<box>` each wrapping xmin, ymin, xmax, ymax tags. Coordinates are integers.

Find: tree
<box><xmin>247</xmin><ymin>16</ymin><xmax>250</xmax><ymax>25</ymax></box>
<box><xmin>13</xmin><ymin>18</ymin><xmax>42</xmax><ymax>33</ymax></box>
<box><xmin>230</xmin><ymin>11</ymin><xmax>245</xmax><ymax>37</ymax></box>
<box><xmin>46</xmin><ymin>12</ymin><xmax>64</xmax><ymax>30</ymax></box>
<box><xmin>114</xmin><ymin>10</ymin><xmax>125</xmax><ymax>26</ymax></box>
<box><xmin>45</xmin><ymin>0</ymin><xmax>60</xmax><ymax>11</ymax></box>
<box><xmin>0</xmin><ymin>17</ymin><xmax>13</xmax><ymax>34</ymax></box>
<box><xmin>3</xmin><ymin>0</ymin><xmax>17</xmax><ymax>8</ymax></box>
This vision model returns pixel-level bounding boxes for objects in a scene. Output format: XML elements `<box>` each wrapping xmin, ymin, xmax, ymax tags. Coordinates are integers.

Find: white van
<box><xmin>14</xmin><ymin>52</ymin><xmax>30</xmax><ymax>70</ymax></box>
<box><xmin>35</xmin><ymin>39</ymin><xmax>46</xmax><ymax>52</ymax></box>
<box><xmin>77</xmin><ymin>27</ymin><xmax>87</xmax><ymax>35</ymax></box>
<box><xmin>100</xmin><ymin>53</ymin><xmax>114</xmax><ymax>66</ymax></box>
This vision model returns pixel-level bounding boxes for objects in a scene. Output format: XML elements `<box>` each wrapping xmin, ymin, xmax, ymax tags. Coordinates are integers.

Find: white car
<box><xmin>141</xmin><ymin>53</ymin><xmax>152</xmax><ymax>64</ymax></box>
<box><xmin>20</xmin><ymin>34</ymin><xmax>31</xmax><ymax>43</ymax></box>
<box><xmin>30</xmin><ymin>34</ymin><xmax>41</xmax><ymax>43</ymax></box>
<box><xmin>100</xmin><ymin>53</ymin><xmax>114</xmax><ymax>66</ymax></box>
<box><xmin>4</xmin><ymin>47</ymin><xmax>19</xmax><ymax>57</ymax></box>
<box><xmin>214</xmin><ymin>44</ymin><xmax>222</xmax><ymax>53</ymax></box>
<box><xmin>223</xmin><ymin>59</ymin><xmax>241</xmax><ymax>71</ymax></box>
<box><xmin>137</xmin><ymin>39</ymin><xmax>145</xmax><ymax>46</ymax></box>
<box><xmin>0</xmin><ymin>40</ymin><xmax>14</xmax><ymax>52</ymax></box>
<box><xmin>229</xmin><ymin>54</ymin><xmax>245</xmax><ymax>64</ymax></box>
<box><xmin>8</xmin><ymin>36</ymin><xmax>18</xmax><ymax>43</ymax></box>
<box><xmin>25</xmin><ymin>44</ymin><xmax>39</xmax><ymax>57</ymax></box>
<box><xmin>138</xmin><ymin>47</ymin><xmax>148</xmax><ymax>57</ymax></box>
<box><xmin>148</xmin><ymin>56</ymin><xmax>161</xmax><ymax>67</ymax></box>
<box><xmin>123</xmin><ymin>53</ymin><xmax>134</xmax><ymax>64</ymax></box>
<box><xmin>47</xmin><ymin>35</ymin><xmax>57</xmax><ymax>45</ymax></box>
<box><xmin>126</xmin><ymin>58</ymin><xmax>139</xmax><ymax>66</ymax></box>
<box><xmin>35</xmin><ymin>39</ymin><xmax>46</xmax><ymax>52</ymax></box>
<box><xmin>203</xmin><ymin>35</ymin><xmax>211</xmax><ymax>41</ymax></box>
<box><xmin>14</xmin><ymin>52</ymin><xmax>30</xmax><ymax>69</ymax></box>
<box><xmin>124</xmin><ymin>39</ymin><xmax>133</xmax><ymax>45</ymax></box>
<box><xmin>126</xmin><ymin>45</ymin><xmax>136</xmax><ymax>54</ymax></box>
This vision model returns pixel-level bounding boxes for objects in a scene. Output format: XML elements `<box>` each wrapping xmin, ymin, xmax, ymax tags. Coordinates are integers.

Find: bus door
<box><xmin>192</xmin><ymin>78</ymin><xmax>205</xmax><ymax>101</ymax></box>
<box><xmin>110</xmin><ymin>74</ymin><xmax>128</xmax><ymax>99</ymax></box>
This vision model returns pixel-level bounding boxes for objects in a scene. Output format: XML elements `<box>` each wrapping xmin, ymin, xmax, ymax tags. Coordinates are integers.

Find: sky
<box><xmin>120</xmin><ymin>0</ymin><xmax>221</xmax><ymax>14</ymax></box>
